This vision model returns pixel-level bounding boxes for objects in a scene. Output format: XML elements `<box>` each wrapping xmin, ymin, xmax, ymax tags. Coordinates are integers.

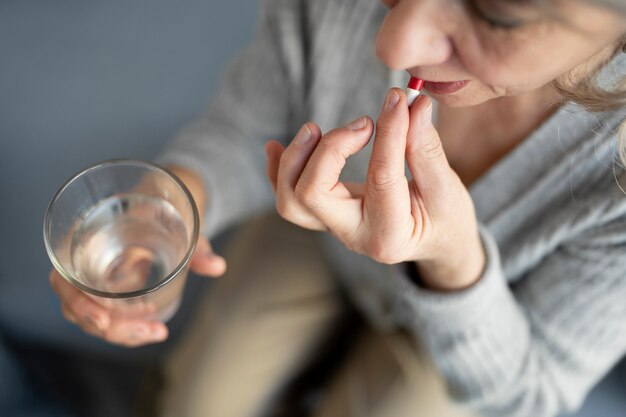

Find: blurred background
<box><xmin>1</xmin><ymin>1</ymin><xmax>625</xmax><ymax>416</ymax></box>
<box><xmin>0</xmin><ymin>0</ymin><xmax>258</xmax><ymax>416</ymax></box>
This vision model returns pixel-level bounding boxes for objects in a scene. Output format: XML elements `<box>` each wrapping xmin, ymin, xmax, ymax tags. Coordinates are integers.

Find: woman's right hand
<box><xmin>49</xmin><ymin>165</ymin><xmax>227</xmax><ymax>347</ymax></box>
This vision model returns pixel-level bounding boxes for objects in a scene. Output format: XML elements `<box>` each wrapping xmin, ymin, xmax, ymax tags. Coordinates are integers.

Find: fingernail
<box><xmin>347</xmin><ymin>116</ymin><xmax>367</xmax><ymax>131</ymax></box>
<box><xmin>420</xmin><ymin>103</ymin><xmax>433</xmax><ymax>126</ymax></box>
<box><xmin>294</xmin><ymin>125</ymin><xmax>312</xmax><ymax>145</ymax></box>
<box><xmin>385</xmin><ymin>89</ymin><xmax>400</xmax><ymax>111</ymax></box>
<box><xmin>152</xmin><ymin>327</ymin><xmax>168</xmax><ymax>341</ymax></box>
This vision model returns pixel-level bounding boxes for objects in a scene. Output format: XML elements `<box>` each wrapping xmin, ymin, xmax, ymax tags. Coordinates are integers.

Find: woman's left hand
<box><xmin>265</xmin><ymin>89</ymin><xmax>485</xmax><ymax>291</ymax></box>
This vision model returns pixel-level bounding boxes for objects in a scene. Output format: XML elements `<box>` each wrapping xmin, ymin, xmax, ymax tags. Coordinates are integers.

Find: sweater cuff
<box><xmin>392</xmin><ymin>225</ymin><xmax>514</xmax><ymax>336</ymax></box>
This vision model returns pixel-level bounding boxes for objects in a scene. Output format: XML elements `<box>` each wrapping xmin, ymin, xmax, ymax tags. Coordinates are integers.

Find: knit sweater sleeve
<box><xmin>392</xmin><ymin>217</ymin><xmax>626</xmax><ymax>417</ymax></box>
<box><xmin>156</xmin><ymin>0</ymin><xmax>305</xmax><ymax>238</ymax></box>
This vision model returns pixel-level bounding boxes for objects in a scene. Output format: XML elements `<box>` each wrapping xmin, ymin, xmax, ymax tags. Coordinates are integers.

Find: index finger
<box><xmin>295</xmin><ymin>116</ymin><xmax>373</xmax><ymax>234</ymax></box>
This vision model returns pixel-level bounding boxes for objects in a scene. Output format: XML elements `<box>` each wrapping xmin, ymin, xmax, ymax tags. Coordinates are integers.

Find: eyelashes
<box><xmin>465</xmin><ymin>0</ymin><xmax>526</xmax><ymax>31</ymax></box>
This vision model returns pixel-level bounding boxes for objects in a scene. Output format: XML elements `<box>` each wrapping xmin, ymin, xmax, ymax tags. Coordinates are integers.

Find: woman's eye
<box><xmin>466</xmin><ymin>0</ymin><xmax>525</xmax><ymax>31</ymax></box>
<box><xmin>381</xmin><ymin>0</ymin><xmax>398</xmax><ymax>8</ymax></box>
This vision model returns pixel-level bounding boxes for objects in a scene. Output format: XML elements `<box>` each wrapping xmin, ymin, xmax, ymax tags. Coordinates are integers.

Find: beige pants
<box><xmin>161</xmin><ymin>213</ymin><xmax>476</xmax><ymax>417</ymax></box>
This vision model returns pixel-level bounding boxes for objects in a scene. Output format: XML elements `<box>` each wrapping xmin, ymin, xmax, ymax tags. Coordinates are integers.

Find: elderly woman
<box><xmin>51</xmin><ymin>1</ymin><xmax>626</xmax><ymax>416</ymax></box>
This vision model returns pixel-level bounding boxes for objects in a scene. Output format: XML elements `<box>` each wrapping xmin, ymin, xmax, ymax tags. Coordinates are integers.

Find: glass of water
<box><xmin>43</xmin><ymin>159</ymin><xmax>199</xmax><ymax>322</ymax></box>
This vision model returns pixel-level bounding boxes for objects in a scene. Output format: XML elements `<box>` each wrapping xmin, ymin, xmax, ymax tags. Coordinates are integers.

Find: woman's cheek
<box><xmin>455</xmin><ymin>38</ymin><xmax>526</xmax><ymax>92</ymax></box>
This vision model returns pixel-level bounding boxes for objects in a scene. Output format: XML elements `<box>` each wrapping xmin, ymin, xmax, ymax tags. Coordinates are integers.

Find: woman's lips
<box><xmin>423</xmin><ymin>80</ymin><xmax>469</xmax><ymax>95</ymax></box>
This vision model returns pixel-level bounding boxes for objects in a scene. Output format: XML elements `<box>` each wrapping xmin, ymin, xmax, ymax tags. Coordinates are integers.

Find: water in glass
<box><xmin>70</xmin><ymin>193</ymin><xmax>188</xmax><ymax>293</ymax></box>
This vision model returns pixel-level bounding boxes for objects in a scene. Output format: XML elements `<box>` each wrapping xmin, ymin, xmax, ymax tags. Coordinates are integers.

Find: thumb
<box><xmin>189</xmin><ymin>236</ymin><xmax>227</xmax><ymax>277</ymax></box>
<box><xmin>405</xmin><ymin>95</ymin><xmax>452</xmax><ymax>194</ymax></box>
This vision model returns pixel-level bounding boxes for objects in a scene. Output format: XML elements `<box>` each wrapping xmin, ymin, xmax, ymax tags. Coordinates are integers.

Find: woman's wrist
<box><xmin>166</xmin><ymin>165</ymin><xmax>207</xmax><ymax>217</ymax></box>
<box><xmin>414</xmin><ymin>234</ymin><xmax>486</xmax><ymax>292</ymax></box>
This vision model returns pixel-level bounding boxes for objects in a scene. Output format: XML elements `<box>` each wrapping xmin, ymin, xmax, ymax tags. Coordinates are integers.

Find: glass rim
<box><xmin>43</xmin><ymin>158</ymin><xmax>200</xmax><ymax>299</ymax></box>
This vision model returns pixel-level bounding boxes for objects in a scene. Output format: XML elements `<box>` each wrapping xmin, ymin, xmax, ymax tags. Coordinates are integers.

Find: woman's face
<box><xmin>376</xmin><ymin>0</ymin><xmax>625</xmax><ymax>107</ymax></box>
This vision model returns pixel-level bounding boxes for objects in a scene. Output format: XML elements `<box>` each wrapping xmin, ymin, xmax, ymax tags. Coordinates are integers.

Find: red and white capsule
<box><xmin>406</xmin><ymin>77</ymin><xmax>424</xmax><ymax>106</ymax></box>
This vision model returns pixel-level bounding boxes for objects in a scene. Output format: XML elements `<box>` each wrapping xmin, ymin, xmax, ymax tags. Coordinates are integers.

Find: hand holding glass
<box><xmin>44</xmin><ymin>160</ymin><xmax>199</xmax><ymax>323</ymax></box>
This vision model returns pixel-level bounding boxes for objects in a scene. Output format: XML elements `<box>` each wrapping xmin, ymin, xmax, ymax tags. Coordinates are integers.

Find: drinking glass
<box><xmin>43</xmin><ymin>159</ymin><xmax>199</xmax><ymax>322</ymax></box>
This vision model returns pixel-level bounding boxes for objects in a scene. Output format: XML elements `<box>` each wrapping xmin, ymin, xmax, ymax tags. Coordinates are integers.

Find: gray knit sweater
<box><xmin>158</xmin><ymin>1</ymin><xmax>626</xmax><ymax>416</ymax></box>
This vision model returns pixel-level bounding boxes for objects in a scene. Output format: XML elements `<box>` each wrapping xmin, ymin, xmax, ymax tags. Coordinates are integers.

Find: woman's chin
<box><xmin>428</xmin><ymin>91</ymin><xmax>494</xmax><ymax>108</ymax></box>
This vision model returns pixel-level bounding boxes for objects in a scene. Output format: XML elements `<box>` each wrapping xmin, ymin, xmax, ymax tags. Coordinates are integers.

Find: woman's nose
<box><xmin>375</xmin><ymin>0</ymin><xmax>454</xmax><ymax>70</ymax></box>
